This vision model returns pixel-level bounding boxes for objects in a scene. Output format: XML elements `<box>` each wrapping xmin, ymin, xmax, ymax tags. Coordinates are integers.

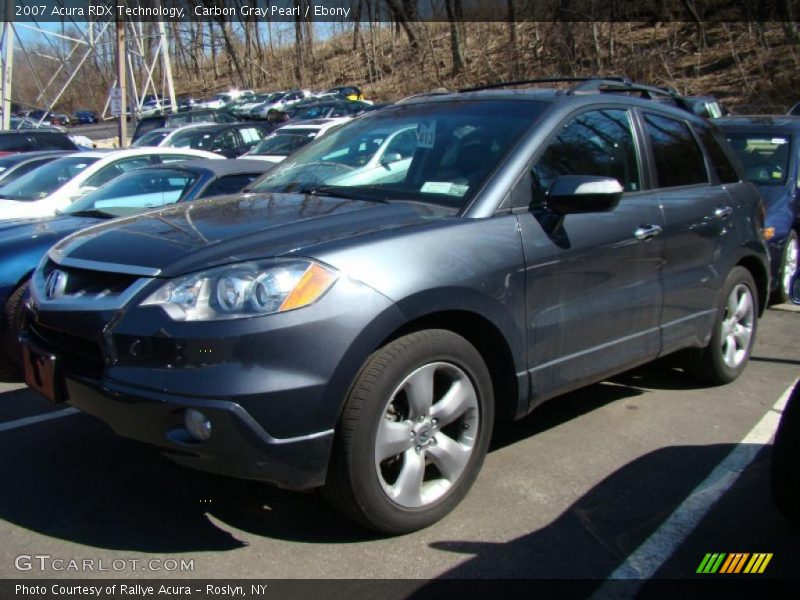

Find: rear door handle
<box><xmin>714</xmin><ymin>205</ymin><xmax>733</xmax><ymax>219</ymax></box>
<box><xmin>634</xmin><ymin>224</ymin><xmax>663</xmax><ymax>241</ymax></box>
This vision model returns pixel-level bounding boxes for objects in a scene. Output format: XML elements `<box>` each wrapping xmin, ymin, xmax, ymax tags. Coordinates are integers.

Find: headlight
<box><xmin>141</xmin><ymin>260</ymin><xmax>337</xmax><ymax>321</ymax></box>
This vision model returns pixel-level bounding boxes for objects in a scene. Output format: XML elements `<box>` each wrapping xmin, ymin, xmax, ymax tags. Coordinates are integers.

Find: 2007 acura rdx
<box><xmin>22</xmin><ymin>80</ymin><xmax>770</xmax><ymax>533</ymax></box>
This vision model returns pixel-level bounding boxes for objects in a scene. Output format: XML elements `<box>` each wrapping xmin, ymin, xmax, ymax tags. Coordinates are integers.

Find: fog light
<box><xmin>184</xmin><ymin>409</ymin><xmax>212</xmax><ymax>441</ymax></box>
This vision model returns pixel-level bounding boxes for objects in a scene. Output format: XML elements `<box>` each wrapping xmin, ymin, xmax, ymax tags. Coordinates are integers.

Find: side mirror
<box><xmin>381</xmin><ymin>152</ymin><xmax>403</xmax><ymax>166</ymax></box>
<box><xmin>546</xmin><ymin>175</ymin><xmax>623</xmax><ymax>215</ymax></box>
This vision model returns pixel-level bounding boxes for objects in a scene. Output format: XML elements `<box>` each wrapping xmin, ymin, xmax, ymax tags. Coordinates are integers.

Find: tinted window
<box><xmin>697</xmin><ymin>127</ymin><xmax>739</xmax><ymax>184</ymax></box>
<box><xmin>35</xmin><ymin>133</ymin><xmax>78</xmax><ymax>151</ymax></box>
<box><xmin>643</xmin><ymin>113</ymin><xmax>708</xmax><ymax>187</ymax></box>
<box><xmin>200</xmin><ymin>174</ymin><xmax>261</xmax><ymax>198</ymax></box>
<box><xmin>722</xmin><ymin>131</ymin><xmax>790</xmax><ymax>186</ymax></box>
<box><xmin>0</xmin><ymin>157</ymin><xmax>56</xmax><ymax>185</ymax></box>
<box><xmin>0</xmin><ymin>156</ymin><xmax>99</xmax><ymax>201</ymax></box>
<box><xmin>533</xmin><ymin>109</ymin><xmax>641</xmax><ymax>194</ymax></box>
<box><xmin>0</xmin><ymin>133</ymin><xmax>34</xmax><ymax>152</ymax></box>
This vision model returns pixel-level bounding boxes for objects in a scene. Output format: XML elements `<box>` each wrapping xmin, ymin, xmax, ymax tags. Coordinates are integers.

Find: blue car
<box><xmin>717</xmin><ymin>116</ymin><xmax>800</xmax><ymax>303</ymax></box>
<box><xmin>0</xmin><ymin>158</ymin><xmax>273</xmax><ymax>378</ymax></box>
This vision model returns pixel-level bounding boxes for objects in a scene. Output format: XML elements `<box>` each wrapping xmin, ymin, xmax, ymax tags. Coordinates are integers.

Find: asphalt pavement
<box><xmin>0</xmin><ymin>307</ymin><xmax>797</xmax><ymax>586</ymax></box>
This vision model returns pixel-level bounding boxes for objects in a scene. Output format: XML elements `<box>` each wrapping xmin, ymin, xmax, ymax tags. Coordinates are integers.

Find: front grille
<box><xmin>28</xmin><ymin>321</ymin><xmax>104</xmax><ymax>379</ymax></box>
<box><xmin>42</xmin><ymin>259</ymin><xmax>140</xmax><ymax>298</ymax></box>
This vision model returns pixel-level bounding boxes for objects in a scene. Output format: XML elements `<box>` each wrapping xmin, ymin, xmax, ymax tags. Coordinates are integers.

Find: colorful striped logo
<box><xmin>696</xmin><ymin>553</ymin><xmax>773</xmax><ymax>574</ymax></box>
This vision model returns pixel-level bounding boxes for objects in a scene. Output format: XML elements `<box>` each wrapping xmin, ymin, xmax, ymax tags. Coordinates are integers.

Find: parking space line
<box><xmin>590</xmin><ymin>379</ymin><xmax>797</xmax><ymax>594</ymax></box>
<box><xmin>0</xmin><ymin>407</ymin><xmax>80</xmax><ymax>432</ymax></box>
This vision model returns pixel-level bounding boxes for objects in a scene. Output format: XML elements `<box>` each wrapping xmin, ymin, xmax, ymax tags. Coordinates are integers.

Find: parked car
<box><xmin>138</xmin><ymin>98</ymin><xmax>174</xmax><ymax>119</ymax></box>
<box><xmin>0</xmin><ymin>147</ymin><xmax>219</xmax><ymax>219</ymax></box>
<box><xmin>131</xmin><ymin>123</ymin><xmax>212</xmax><ymax>148</ymax></box>
<box><xmin>8</xmin><ymin>117</ymin><xmax>67</xmax><ymax>133</ymax></box>
<box><xmin>176</xmin><ymin>96</ymin><xmax>199</xmax><ymax>112</ymax></box>
<box><xmin>0</xmin><ymin>130</ymin><xmax>78</xmax><ymax>156</ymax></box>
<box><xmin>20</xmin><ymin>78</ymin><xmax>769</xmax><ymax>534</ymax></box>
<box><xmin>0</xmin><ymin>151</ymin><xmax>71</xmax><ymax>187</ymax></box>
<box><xmin>287</xmin><ymin>99</ymin><xmax>376</xmax><ymax>121</ymax></box>
<box><xmin>73</xmin><ymin>110</ymin><xmax>99</xmax><ymax>125</ymax></box>
<box><xmin>196</xmin><ymin>90</ymin><xmax>255</xmax><ymax>111</ymax></box>
<box><xmin>321</xmin><ymin>86</ymin><xmax>365</xmax><ymax>101</ymax></box>
<box><xmin>248</xmin><ymin>90</ymin><xmax>311</xmax><ymax>120</ymax></box>
<box><xmin>132</xmin><ymin>109</ymin><xmax>241</xmax><ymax>143</ymax></box>
<box><xmin>787</xmin><ymin>102</ymin><xmax>800</xmax><ymax>116</ymax></box>
<box><xmin>162</xmin><ymin>122</ymin><xmax>272</xmax><ymax>158</ymax></box>
<box><xmin>716</xmin><ymin>116</ymin><xmax>799</xmax><ymax>303</ymax></box>
<box><xmin>232</xmin><ymin>93</ymin><xmax>275</xmax><ymax>117</ymax></box>
<box><xmin>245</xmin><ymin>118</ymin><xmax>351</xmax><ymax>163</ymax></box>
<box><xmin>0</xmin><ymin>157</ymin><xmax>276</xmax><ymax>378</ymax></box>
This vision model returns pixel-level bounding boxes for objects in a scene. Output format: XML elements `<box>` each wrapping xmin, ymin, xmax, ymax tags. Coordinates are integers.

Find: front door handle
<box><xmin>714</xmin><ymin>205</ymin><xmax>733</xmax><ymax>219</ymax></box>
<box><xmin>634</xmin><ymin>224</ymin><xmax>663</xmax><ymax>241</ymax></box>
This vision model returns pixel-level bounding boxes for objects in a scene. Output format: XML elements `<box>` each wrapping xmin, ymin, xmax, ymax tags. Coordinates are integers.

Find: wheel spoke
<box><xmin>375</xmin><ymin>420</ymin><xmax>413</xmax><ymax>462</ymax></box>
<box><xmin>734</xmin><ymin>291</ymin><xmax>752</xmax><ymax>321</ymax></box>
<box><xmin>723</xmin><ymin>334</ymin><xmax>737</xmax><ymax>365</ymax></box>
<box><xmin>734</xmin><ymin>325</ymin><xmax>752</xmax><ymax>350</ymax></box>
<box><xmin>430</xmin><ymin>377</ymin><xmax>476</xmax><ymax>427</ymax></box>
<box><xmin>726</xmin><ymin>292</ymin><xmax>738</xmax><ymax>316</ymax></box>
<box><xmin>392</xmin><ymin>449</ymin><xmax>426</xmax><ymax>507</ymax></box>
<box><xmin>427</xmin><ymin>433</ymin><xmax>471</xmax><ymax>482</ymax></box>
<box><xmin>720</xmin><ymin>318</ymin><xmax>734</xmax><ymax>339</ymax></box>
<box><xmin>403</xmin><ymin>364</ymin><xmax>437</xmax><ymax>419</ymax></box>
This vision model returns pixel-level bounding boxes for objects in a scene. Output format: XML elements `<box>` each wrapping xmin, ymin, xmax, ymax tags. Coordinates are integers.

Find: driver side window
<box><xmin>532</xmin><ymin>109</ymin><xmax>641</xmax><ymax>205</ymax></box>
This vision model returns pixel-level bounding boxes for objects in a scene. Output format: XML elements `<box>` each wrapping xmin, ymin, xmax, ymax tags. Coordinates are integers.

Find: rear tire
<box><xmin>685</xmin><ymin>267</ymin><xmax>757</xmax><ymax>385</ymax></box>
<box><xmin>322</xmin><ymin>329</ymin><xmax>494</xmax><ymax>534</ymax></box>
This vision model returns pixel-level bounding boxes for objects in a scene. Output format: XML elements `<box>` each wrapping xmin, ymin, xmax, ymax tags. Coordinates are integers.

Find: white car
<box><xmin>131</xmin><ymin>123</ymin><xmax>214</xmax><ymax>148</ymax></box>
<box><xmin>245</xmin><ymin>118</ymin><xmax>352</xmax><ymax>164</ymax></box>
<box><xmin>323</xmin><ymin>126</ymin><xmax>419</xmax><ymax>187</ymax></box>
<box><xmin>249</xmin><ymin>90</ymin><xmax>311</xmax><ymax>119</ymax></box>
<box><xmin>0</xmin><ymin>147</ymin><xmax>220</xmax><ymax>220</ymax></box>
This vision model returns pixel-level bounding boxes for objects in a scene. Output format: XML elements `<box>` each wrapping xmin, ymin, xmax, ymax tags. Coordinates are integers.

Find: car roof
<box><xmin>138</xmin><ymin>158</ymin><xmax>275</xmax><ymax>176</ymax></box>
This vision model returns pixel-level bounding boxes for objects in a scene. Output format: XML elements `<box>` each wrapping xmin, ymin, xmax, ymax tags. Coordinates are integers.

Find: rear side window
<box><xmin>35</xmin><ymin>133</ymin><xmax>78</xmax><ymax>150</ymax></box>
<box><xmin>697</xmin><ymin>127</ymin><xmax>740</xmax><ymax>184</ymax></box>
<box><xmin>200</xmin><ymin>173</ymin><xmax>261</xmax><ymax>198</ymax></box>
<box><xmin>643</xmin><ymin>113</ymin><xmax>708</xmax><ymax>187</ymax></box>
<box><xmin>532</xmin><ymin>108</ymin><xmax>642</xmax><ymax>194</ymax></box>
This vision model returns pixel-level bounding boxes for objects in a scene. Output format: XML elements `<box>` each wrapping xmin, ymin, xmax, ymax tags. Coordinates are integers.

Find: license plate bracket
<box><xmin>23</xmin><ymin>345</ymin><xmax>64</xmax><ymax>404</ymax></box>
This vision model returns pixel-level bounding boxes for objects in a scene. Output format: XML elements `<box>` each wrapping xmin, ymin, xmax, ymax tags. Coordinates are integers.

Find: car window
<box><xmin>252</xmin><ymin>100</ymin><xmax>546</xmax><ymax>208</ymax></box>
<box><xmin>383</xmin><ymin>129</ymin><xmax>418</xmax><ymax>160</ymax></box>
<box><xmin>84</xmin><ymin>156</ymin><xmax>153</xmax><ymax>188</ymax></box>
<box><xmin>697</xmin><ymin>127</ymin><xmax>740</xmax><ymax>184</ymax></box>
<box><xmin>238</xmin><ymin>127</ymin><xmax>266</xmax><ymax>149</ymax></box>
<box><xmin>0</xmin><ymin>156</ymin><xmax>99</xmax><ymax>201</ymax></box>
<box><xmin>0</xmin><ymin>157</ymin><xmax>55</xmax><ymax>185</ymax></box>
<box><xmin>213</xmin><ymin>112</ymin><xmax>238</xmax><ymax>123</ymax></box>
<box><xmin>643</xmin><ymin>112</ymin><xmax>709</xmax><ymax>187</ymax></box>
<box><xmin>532</xmin><ymin>108</ymin><xmax>641</xmax><ymax>197</ymax></box>
<box><xmin>133</xmin><ymin>119</ymin><xmax>166</xmax><ymax>140</ymax></box>
<box><xmin>157</xmin><ymin>154</ymin><xmax>207</xmax><ymax>164</ymax></box>
<box><xmin>0</xmin><ymin>134</ymin><xmax>35</xmax><ymax>152</ymax></box>
<box><xmin>200</xmin><ymin>173</ymin><xmax>261</xmax><ymax>198</ymax></box>
<box><xmin>36</xmin><ymin>134</ymin><xmax>78</xmax><ymax>150</ymax></box>
<box><xmin>211</xmin><ymin>130</ymin><xmax>239</xmax><ymax>153</ymax></box>
<box><xmin>132</xmin><ymin>130</ymin><xmax>170</xmax><ymax>147</ymax></box>
<box><xmin>251</xmin><ymin>132</ymin><xmax>317</xmax><ymax>156</ymax></box>
<box><xmin>64</xmin><ymin>168</ymin><xmax>199</xmax><ymax>217</ymax></box>
<box><xmin>723</xmin><ymin>131</ymin><xmax>790</xmax><ymax>186</ymax></box>
<box><xmin>167</xmin><ymin>114</ymin><xmax>189</xmax><ymax>126</ymax></box>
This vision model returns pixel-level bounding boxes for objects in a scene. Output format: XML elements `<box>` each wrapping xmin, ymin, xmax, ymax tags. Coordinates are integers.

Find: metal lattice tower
<box><xmin>0</xmin><ymin>0</ymin><xmax>176</xmax><ymax>129</ymax></box>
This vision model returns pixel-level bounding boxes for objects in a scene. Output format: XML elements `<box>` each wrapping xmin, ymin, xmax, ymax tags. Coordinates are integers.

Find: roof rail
<box><xmin>568</xmin><ymin>79</ymin><xmax>679</xmax><ymax>99</ymax></box>
<box><xmin>458</xmin><ymin>76</ymin><xmax>630</xmax><ymax>94</ymax></box>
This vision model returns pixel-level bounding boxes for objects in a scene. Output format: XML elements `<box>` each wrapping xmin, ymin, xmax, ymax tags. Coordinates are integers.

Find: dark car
<box><xmin>21</xmin><ymin>78</ymin><xmax>769</xmax><ymax>533</ymax></box>
<box><xmin>788</xmin><ymin>102</ymin><xmax>800</xmax><ymax>116</ymax></box>
<box><xmin>0</xmin><ymin>131</ymin><xmax>78</xmax><ymax>156</ymax></box>
<box><xmin>287</xmin><ymin>99</ymin><xmax>376</xmax><ymax>121</ymax></box>
<box><xmin>176</xmin><ymin>96</ymin><xmax>199</xmax><ymax>112</ymax></box>
<box><xmin>324</xmin><ymin>86</ymin><xmax>364</xmax><ymax>101</ymax></box>
<box><xmin>73</xmin><ymin>110</ymin><xmax>99</xmax><ymax>125</ymax></box>
<box><xmin>162</xmin><ymin>122</ymin><xmax>272</xmax><ymax>158</ymax></box>
<box><xmin>131</xmin><ymin>109</ymin><xmax>241</xmax><ymax>143</ymax></box>
<box><xmin>0</xmin><ymin>150</ymin><xmax>71</xmax><ymax>187</ymax></box>
<box><xmin>716</xmin><ymin>116</ymin><xmax>799</xmax><ymax>303</ymax></box>
<box><xmin>0</xmin><ymin>158</ymin><xmax>271</xmax><ymax>378</ymax></box>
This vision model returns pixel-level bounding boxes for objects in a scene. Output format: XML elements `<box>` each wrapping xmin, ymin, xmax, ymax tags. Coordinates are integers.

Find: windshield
<box><xmin>165</xmin><ymin>127</ymin><xmax>219</xmax><ymax>151</ymax></box>
<box><xmin>63</xmin><ymin>168</ymin><xmax>199</xmax><ymax>217</ymax></box>
<box><xmin>132</xmin><ymin>130</ymin><xmax>169</xmax><ymax>147</ymax></box>
<box><xmin>724</xmin><ymin>132</ymin><xmax>792</xmax><ymax>186</ymax></box>
<box><xmin>251</xmin><ymin>100</ymin><xmax>545</xmax><ymax>207</ymax></box>
<box><xmin>0</xmin><ymin>156</ymin><xmax>99</xmax><ymax>201</ymax></box>
<box><xmin>250</xmin><ymin>130</ymin><xmax>319</xmax><ymax>156</ymax></box>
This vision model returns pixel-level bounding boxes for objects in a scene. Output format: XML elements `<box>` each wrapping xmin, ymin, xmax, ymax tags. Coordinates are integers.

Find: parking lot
<box><xmin>0</xmin><ymin>305</ymin><xmax>796</xmax><ymax>586</ymax></box>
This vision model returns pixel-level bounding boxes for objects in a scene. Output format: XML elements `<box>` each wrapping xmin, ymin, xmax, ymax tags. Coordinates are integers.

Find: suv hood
<box><xmin>51</xmin><ymin>193</ymin><xmax>452</xmax><ymax>277</ymax></box>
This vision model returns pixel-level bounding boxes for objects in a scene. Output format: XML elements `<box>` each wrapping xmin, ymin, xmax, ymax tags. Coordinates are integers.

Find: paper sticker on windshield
<box><xmin>421</xmin><ymin>181</ymin><xmax>469</xmax><ymax>197</ymax></box>
<box><xmin>417</xmin><ymin>121</ymin><xmax>436</xmax><ymax>149</ymax></box>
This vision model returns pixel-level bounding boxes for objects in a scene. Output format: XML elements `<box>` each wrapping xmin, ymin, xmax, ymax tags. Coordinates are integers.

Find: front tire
<box><xmin>772</xmin><ymin>230</ymin><xmax>798</xmax><ymax>305</ymax></box>
<box><xmin>323</xmin><ymin>329</ymin><xmax>494</xmax><ymax>534</ymax></box>
<box><xmin>685</xmin><ymin>266</ymin><xmax>758</xmax><ymax>385</ymax></box>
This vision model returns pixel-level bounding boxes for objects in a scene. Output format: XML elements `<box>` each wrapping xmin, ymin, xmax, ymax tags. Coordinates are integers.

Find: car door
<box><xmin>515</xmin><ymin>107</ymin><xmax>665</xmax><ymax>405</ymax></box>
<box><xmin>638</xmin><ymin>110</ymin><xmax>733</xmax><ymax>353</ymax></box>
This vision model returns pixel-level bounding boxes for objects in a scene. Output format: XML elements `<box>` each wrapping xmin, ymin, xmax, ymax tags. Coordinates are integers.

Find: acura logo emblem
<box><xmin>44</xmin><ymin>270</ymin><xmax>67</xmax><ymax>299</ymax></box>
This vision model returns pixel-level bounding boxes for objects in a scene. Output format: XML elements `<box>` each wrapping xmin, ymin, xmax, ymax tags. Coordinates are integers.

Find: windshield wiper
<box><xmin>296</xmin><ymin>186</ymin><xmax>388</xmax><ymax>202</ymax></box>
<box><xmin>66</xmin><ymin>209</ymin><xmax>115</xmax><ymax>219</ymax></box>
